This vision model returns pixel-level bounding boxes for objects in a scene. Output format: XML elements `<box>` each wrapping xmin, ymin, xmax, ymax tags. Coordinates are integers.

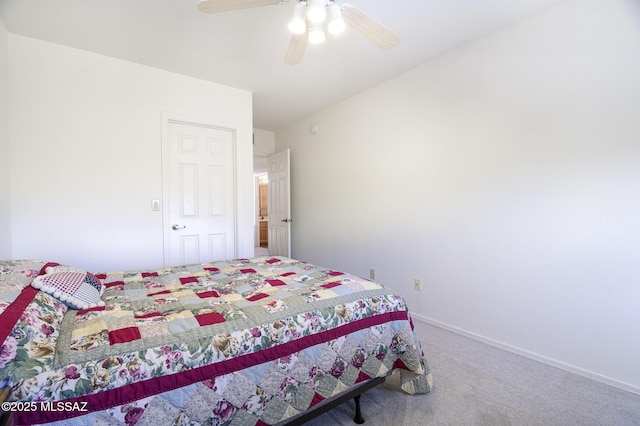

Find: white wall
<box><xmin>0</xmin><ymin>17</ymin><xmax>10</xmax><ymax>259</ymax></box>
<box><xmin>253</xmin><ymin>129</ymin><xmax>276</xmax><ymax>158</ymax></box>
<box><xmin>8</xmin><ymin>35</ymin><xmax>254</xmax><ymax>272</ymax></box>
<box><xmin>275</xmin><ymin>0</ymin><xmax>640</xmax><ymax>393</ymax></box>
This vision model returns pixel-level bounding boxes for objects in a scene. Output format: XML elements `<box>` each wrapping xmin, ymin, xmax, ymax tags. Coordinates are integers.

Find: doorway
<box><xmin>254</xmin><ymin>154</ymin><xmax>269</xmax><ymax>255</ymax></box>
<box><xmin>257</xmin><ymin>174</ymin><xmax>269</xmax><ymax>253</ymax></box>
<box><xmin>253</xmin><ymin>149</ymin><xmax>291</xmax><ymax>258</ymax></box>
<box><xmin>162</xmin><ymin>117</ymin><xmax>238</xmax><ymax>266</ymax></box>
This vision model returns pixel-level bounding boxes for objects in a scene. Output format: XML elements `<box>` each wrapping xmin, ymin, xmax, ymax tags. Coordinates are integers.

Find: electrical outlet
<box><xmin>414</xmin><ymin>278</ymin><xmax>421</xmax><ymax>291</ymax></box>
<box><xmin>370</xmin><ymin>269</ymin><xmax>375</xmax><ymax>280</ymax></box>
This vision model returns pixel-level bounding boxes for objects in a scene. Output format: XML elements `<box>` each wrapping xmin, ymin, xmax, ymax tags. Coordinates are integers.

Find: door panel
<box><xmin>179</xmin><ymin>164</ymin><xmax>198</xmax><ymax>217</ymax></box>
<box><xmin>164</xmin><ymin>120</ymin><xmax>236</xmax><ymax>266</ymax></box>
<box><xmin>267</xmin><ymin>149</ymin><xmax>291</xmax><ymax>257</ymax></box>
<box><xmin>180</xmin><ymin>235</ymin><xmax>200</xmax><ymax>265</ymax></box>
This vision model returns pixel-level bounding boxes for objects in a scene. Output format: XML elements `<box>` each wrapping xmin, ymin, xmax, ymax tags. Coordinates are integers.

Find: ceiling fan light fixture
<box><xmin>327</xmin><ymin>3</ymin><xmax>345</xmax><ymax>36</ymax></box>
<box><xmin>288</xmin><ymin>2</ymin><xmax>307</xmax><ymax>34</ymax></box>
<box><xmin>307</xmin><ymin>0</ymin><xmax>327</xmax><ymax>24</ymax></box>
<box><xmin>196</xmin><ymin>0</ymin><xmax>399</xmax><ymax>65</ymax></box>
<box><xmin>308</xmin><ymin>22</ymin><xmax>326</xmax><ymax>45</ymax></box>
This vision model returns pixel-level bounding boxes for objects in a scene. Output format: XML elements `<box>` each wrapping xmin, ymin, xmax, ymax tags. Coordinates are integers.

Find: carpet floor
<box><xmin>303</xmin><ymin>320</ymin><xmax>640</xmax><ymax>425</ymax></box>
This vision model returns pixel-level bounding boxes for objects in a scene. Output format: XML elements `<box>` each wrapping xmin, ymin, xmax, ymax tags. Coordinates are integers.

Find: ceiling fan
<box><xmin>197</xmin><ymin>0</ymin><xmax>400</xmax><ymax>65</ymax></box>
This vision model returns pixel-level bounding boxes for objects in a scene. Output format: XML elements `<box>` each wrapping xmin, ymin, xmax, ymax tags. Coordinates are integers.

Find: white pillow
<box><xmin>32</xmin><ymin>269</ymin><xmax>105</xmax><ymax>310</ymax></box>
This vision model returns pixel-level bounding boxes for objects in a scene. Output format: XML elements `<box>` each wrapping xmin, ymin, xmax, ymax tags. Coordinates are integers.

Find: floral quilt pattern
<box><xmin>0</xmin><ymin>257</ymin><xmax>431</xmax><ymax>425</ymax></box>
<box><xmin>0</xmin><ymin>260</ymin><xmax>46</xmax><ymax>306</ymax></box>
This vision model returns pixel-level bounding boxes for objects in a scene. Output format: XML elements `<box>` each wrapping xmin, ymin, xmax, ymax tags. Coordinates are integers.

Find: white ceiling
<box><xmin>0</xmin><ymin>0</ymin><xmax>564</xmax><ymax>131</ymax></box>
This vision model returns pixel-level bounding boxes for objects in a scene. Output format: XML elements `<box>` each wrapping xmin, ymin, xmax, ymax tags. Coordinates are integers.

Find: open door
<box><xmin>267</xmin><ymin>149</ymin><xmax>291</xmax><ymax>257</ymax></box>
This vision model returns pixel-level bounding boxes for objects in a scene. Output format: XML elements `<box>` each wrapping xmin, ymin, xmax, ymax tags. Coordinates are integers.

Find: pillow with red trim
<box><xmin>31</xmin><ymin>266</ymin><xmax>105</xmax><ymax>310</ymax></box>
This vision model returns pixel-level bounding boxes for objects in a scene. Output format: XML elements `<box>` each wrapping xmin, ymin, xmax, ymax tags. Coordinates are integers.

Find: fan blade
<box><xmin>197</xmin><ymin>0</ymin><xmax>283</xmax><ymax>14</ymax></box>
<box><xmin>285</xmin><ymin>31</ymin><xmax>308</xmax><ymax>65</ymax></box>
<box><xmin>342</xmin><ymin>5</ymin><xmax>399</xmax><ymax>50</ymax></box>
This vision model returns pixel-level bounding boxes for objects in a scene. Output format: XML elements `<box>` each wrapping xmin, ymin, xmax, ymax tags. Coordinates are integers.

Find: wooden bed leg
<box><xmin>353</xmin><ymin>395</ymin><xmax>365</xmax><ymax>424</ymax></box>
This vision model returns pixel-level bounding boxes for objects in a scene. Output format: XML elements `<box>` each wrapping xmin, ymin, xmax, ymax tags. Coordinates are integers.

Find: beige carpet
<box><xmin>303</xmin><ymin>320</ymin><xmax>640</xmax><ymax>425</ymax></box>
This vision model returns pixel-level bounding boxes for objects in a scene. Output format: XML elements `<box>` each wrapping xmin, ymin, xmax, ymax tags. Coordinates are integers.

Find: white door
<box><xmin>164</xmin><ymin>119</ymin><xmax>236</xmax><ymax>266</ymax></box>
<box><xmin>268</xmin><ymin>149</ymin><xmax>291</xmax><ymax>257</ymax></box>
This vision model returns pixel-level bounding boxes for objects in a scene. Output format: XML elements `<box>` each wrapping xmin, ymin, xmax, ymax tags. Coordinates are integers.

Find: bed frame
<box><xmin>281</xmin><ymin>375</ymin><xmax>387</xmax><ymax>425</ymax></box>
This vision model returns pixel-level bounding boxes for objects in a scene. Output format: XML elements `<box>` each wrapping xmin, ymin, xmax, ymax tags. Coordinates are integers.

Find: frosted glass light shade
<box><xmin>288</xmin><ymin>2</ymin><xmax>307</xmax><ymax>34</ymax></box>
<box><xmin>307</xmin><ymin>0</ymin><xmax>327</xmax><ymax>24</ymax></box>
<box><xmin>327</xmin><ymin>3</ymin><xmax>345</xmax><ymax>35</ymax></box>
<box><xmin>309</xmin><ymin>23</ymin><xmax>326</xmax><ymax>44</ymax></box>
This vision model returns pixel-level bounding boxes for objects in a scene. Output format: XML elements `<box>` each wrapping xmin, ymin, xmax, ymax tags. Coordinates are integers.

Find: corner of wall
<box><xmin>0</xmin><ymin>17</ymin><xmax>12</xmax><ymax>258</ymax></box>
<box><xmin>252</xmin><ymin>128</ymin><xmax>276</xmax><ymax>156</ymax></box>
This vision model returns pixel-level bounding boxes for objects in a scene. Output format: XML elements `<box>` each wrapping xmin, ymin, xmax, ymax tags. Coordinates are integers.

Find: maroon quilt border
<box><xmin>0</xmin><ymin>263</ymin><xmax>58</xmax><ymax>348</ymax></box>
<box><xmin>17</xmin><ymin>310</ymin><xmax>410</xmax><ymax>424</ymax></box>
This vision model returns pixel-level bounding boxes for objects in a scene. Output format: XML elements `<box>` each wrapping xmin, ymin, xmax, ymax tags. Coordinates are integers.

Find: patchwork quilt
<box><xmin>0</xmin><ymin>257</ymin><xmax>432</xmax><ymax>425</ymax></box>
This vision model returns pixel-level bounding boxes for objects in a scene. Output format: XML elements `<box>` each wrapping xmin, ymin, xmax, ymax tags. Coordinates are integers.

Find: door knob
<box><xmin>171</xmin><ymin>224</ymin><xmax>186</xmax><ymax>230</ymax></box>
<box><xmin>281</xmin><ymin>218</ymin><xmax>292</xmax><ymax>223</ymax></box>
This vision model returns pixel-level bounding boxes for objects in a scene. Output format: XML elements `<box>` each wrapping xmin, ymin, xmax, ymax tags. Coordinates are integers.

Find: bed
<box><xmin>0</xmin><ymin>256</ymin><xmax>432</xmax><ymax>425</ymax></box>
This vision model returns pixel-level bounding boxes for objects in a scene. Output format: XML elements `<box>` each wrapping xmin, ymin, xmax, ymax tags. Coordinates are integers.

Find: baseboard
<box><xmin>411</xmin><ymin>313</ymin><xmax>640</xmax><ymax>396</ymax></box>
